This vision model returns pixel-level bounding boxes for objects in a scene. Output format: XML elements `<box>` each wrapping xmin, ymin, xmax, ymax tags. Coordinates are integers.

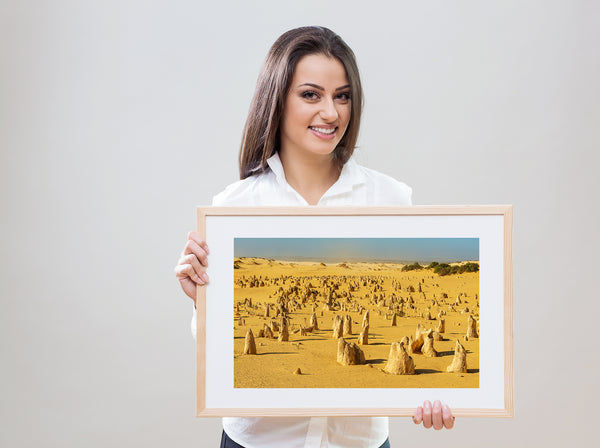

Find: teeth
<box><xmin>310</xmin><ymin>126</ymin><xmax>335</xmax><ymax>135</ymax></box>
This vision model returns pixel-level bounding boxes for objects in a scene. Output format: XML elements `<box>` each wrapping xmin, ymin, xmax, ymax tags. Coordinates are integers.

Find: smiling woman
<box><xmin>175</xmin><ymin>26</ymin><xmax>455</xmax><ymax>448</ymax></box>
<box><xmin>279</xmin><ymin>54</ymin><xmax>352</xmax><ymax>204</ymax></box>
<box><xmin>279</xmin><ymin>54</ymin><xmax>353</xmax><ymax>203</ymax></box>
<box><xmin>238</xmin><ymin>27</ymin><xmax>363</xmax><ymax>183</ymax></box>
<box><xmin>281</xmin><ymin>54</ymin><xmax>351</xmax><ymax>155</ymax></box>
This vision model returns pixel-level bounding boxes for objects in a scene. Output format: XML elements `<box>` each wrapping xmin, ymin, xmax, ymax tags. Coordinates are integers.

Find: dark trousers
<box><xmin>220</xmin><ymin>431</ymin><xmax>245</xmax><ymax>448</ymax></box>
<box><xmin>220</xmin><ymin>430</ymin><xmax>391</xmax><ymax>448</ymax></box>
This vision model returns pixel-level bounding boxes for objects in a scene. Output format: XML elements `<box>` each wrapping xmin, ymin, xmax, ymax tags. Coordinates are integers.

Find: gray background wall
<box><xmin>2</xmin><ymin>1</ymin><xmax>598</xmax><ymax>446</ymax></box>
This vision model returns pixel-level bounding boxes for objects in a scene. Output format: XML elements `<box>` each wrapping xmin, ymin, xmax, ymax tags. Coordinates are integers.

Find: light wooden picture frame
<box><xmin>196</xmin><ymin>206</ymin><xmax>513</xmax><ymax>417</ymax></box>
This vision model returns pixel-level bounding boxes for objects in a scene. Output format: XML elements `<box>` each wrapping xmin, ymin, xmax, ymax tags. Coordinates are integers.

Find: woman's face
<box><xmin>279</xmin><ymin>54</ymin><xmax>351</xmax><ymax>161</ymax></box>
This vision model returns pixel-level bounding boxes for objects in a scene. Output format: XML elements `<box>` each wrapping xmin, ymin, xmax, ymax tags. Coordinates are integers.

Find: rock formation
<box><xmin>337</xmin><ymin>337</ymin><xmax>366</xmax><ymax>365</ymax></box>
<box><xmin>410</xmin><ymin>324</ymin><xmax>427</xmax><ymax>354</ymax></box>
<box><xmin>390</xmin><ymin>313</ymin><xmax>397</xmax><ymax>326</ymax></box>
<box><xmin>263</xmin><ymin>324</ymin><xmax>274</xmax><ymax>339</ymax></box>
<box><xmin>384</xmin><ymin>341</ymin><xmax>415</xmax><ymax>375</ymax></box>
<box><xmin>343</xmin><ymin>314</ymin><xmax>353</xmax><ymax>335</ymax></box>
<box><xmin>362</xmin><ymin>310</ymin><xmax>370</xmax><ymax>328</ymax></box>
<box><xmin>358</xmin><ymin>324</ymin><xmax>369</xmax><ymax>345</ymax></box>
<box><xmin>278</xmin><ymin>317</ymin><xmax>289</xmax><ymax>342</ymax></box>
<box><xmin>436</xmin><ymin>318</ymin><xmax>445</xmax><ymax>334</ymax></box>
<box><xmin>466</xmin><ymin>314</ymin><xmax>479</xmax><ymax>338</ymax></box>
<box><xmin>422</xmin><ymin>330</ymin><xmax>438</xmax><ymax>357</ymax></box>
<box><xmin>446</xmin><ymin>339</ymin><xmax>468</xmax><ymax>373</ymax></box>
<box><xmin>332</xmin><ymin>315</ymin><xmax>343</xmax><ymax>338</ymax></box>
<box><xmin>243</xmin><ymin>329</ymin><xmax>256</xmax><ymax>355</ymax></box>
<box><xmin>309</xmin><ymin>313</ymin><xmax>319</xmax><ymax>330</ymax></box>
<box><xmin>270</xmin><ymin>320</ymin><xmax>279</xmax><ymax>331</ymax></box>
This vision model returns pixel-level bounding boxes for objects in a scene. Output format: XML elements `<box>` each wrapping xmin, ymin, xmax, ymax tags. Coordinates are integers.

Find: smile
<box><xmin>309</xmin><ymin>126</ymin><xmax>336</xmax><ymax>136</ymax></box>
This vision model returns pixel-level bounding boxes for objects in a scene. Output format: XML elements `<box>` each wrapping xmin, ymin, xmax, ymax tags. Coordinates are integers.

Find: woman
<box><xmin>175</xmin><ymin>26</ymin><xmax>454</xmax><ymax>447</ymax></box>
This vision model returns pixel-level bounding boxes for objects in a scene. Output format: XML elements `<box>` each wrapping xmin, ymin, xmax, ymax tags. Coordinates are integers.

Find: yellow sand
<box><xmin>233</xmin><ymin>258</ymin><xmax>479</xmax><ymax>388</ymax></box>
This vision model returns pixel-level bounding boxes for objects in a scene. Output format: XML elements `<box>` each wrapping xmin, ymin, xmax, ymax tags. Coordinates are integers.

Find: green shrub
<box><xmin>433</xmin><ymin>263</ymin><xmax>451</xmax><ymax>274</ymax></box>
<box><xmin>432</xmin><ymin>262</ymin><xmax>479</xmax><ymax>276</ymax></box>
<box><xmin>401</xmin><ymin>262</ymin><xmax>423</xmax><ymax>272</ymax></box>
<box><xmin>401</xmin><ymin>261</ymin><xmax>479</xmax><ymax>276</ymax></box>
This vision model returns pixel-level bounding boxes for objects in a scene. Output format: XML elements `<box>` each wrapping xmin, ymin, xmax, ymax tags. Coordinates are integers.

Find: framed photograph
<box><xmin>196</xmin><ymin>206</ymin><xmax>513</xmax><ymax>417</ymax></box>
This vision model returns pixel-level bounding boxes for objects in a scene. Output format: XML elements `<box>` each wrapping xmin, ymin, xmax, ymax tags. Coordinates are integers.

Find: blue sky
<box><xmin>234</xmin><ymin>238</ymin><xmax>478</xmax><ymax>263</ymax></box>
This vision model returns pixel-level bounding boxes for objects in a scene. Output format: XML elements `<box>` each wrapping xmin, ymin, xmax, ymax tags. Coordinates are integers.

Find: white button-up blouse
<box><xmin>193</xmin><ymin>152</ymin><xmax>412</xmax><ymax>448</ymax></box>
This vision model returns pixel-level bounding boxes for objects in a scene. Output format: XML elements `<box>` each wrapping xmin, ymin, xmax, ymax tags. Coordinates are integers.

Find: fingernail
<box><xmin>196</xmin><ymin>275</ymin><xmax>204</xmax><ymax>284</ymax></box>
<box><xmin>201</xmin><ymin>272</ymin><xmax>209</xmax><ymax>282</ymax></box>
<box><xmin>424</xmin><ymin>400</ymin><xmax>431</xmax><ymax>408</ymax></box>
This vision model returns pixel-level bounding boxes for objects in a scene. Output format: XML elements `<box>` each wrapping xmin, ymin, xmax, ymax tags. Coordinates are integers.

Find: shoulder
<box><xmin>353</xmin><ymin>162</ymin><xmax>413</xmax><ymax>205</ymax></box>
<box><xmin>211</xmin><ymin>171</ymin><xmax>274</xmax><ymax>206</ymax></box>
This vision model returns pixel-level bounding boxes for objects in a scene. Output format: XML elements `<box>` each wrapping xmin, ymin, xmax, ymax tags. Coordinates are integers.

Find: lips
<box><xmin>309</xmin><ymin>126</ymin><xmax>336</xmax><ymax>135</ymax></box>
<box><xmin>309</xmin><ymin>126</ymin><xmax>337</xmax><ymax>139</ymax></box>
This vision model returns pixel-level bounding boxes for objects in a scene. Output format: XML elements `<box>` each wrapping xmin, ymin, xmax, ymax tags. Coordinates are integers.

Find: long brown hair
<box><xmin>239</xmin><ymin>26</ymin><xmax>363</xmax><ymax>179</ymax></box>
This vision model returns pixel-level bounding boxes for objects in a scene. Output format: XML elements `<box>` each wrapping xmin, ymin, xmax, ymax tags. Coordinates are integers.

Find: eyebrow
<box><xmin>298</xmin><ymin>83</ymin><xmax>351</xmax><ymax>91</ymax></box>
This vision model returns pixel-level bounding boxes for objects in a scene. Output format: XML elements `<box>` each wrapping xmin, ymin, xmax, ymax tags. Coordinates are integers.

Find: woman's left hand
<box><xmin>413</xmin><ymin>400</ymin><xmax>455</xmax><ymax>430</ymax></box>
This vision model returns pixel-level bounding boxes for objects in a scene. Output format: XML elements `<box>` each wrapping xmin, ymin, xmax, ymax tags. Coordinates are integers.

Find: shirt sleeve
<box><xmin>191</xmin><ymin>307</ymin><xmax>197</xmax><ymax>340</ymax></box>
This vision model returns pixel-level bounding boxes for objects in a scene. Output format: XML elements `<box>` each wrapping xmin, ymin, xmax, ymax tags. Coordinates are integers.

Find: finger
<box><xmin>182</xmin><ymin>239</ymin><xmax>209</xmax><ymax>266</ymax></box>
<box><xmin>412</xmin><ymin>406</ymin><xmax>423</xmax><ymax>424</ymax></box>
<box><xmin>422</xmin><ymin>400</ymin><xmax>433</xmax><ymax>428</ymax></box>
<box><xmin>178</xmin><ymin>274</ymin><xmax>199</xmax><ymax>301</ymax></box>
<box><xmin>443</xmin><ymin>404</ymin><xmax>455</xmax><ymax>430</ymax></box>
<box><xmin>174</xmin><ymin>264</ymin><xmax>205</xmax><ymax>302</ymax></box>
<box><xmin>432</xmin><ymin>400</ymin><xmax>443</xmax><ymax>430</ymax></box>
<box><xmin>174</xmin><ymin>263</ymin><xmax>209</xmax><ymax>285</ymax></box>
<box><xmin>188</xmin><ymin>231</ymin><xmax>209</xmax><ymax>255</ymax></box>
<box><xmin>178</xmin><ymin>253</ymin><xmax>208</xmax><ymax>283</ymax></box>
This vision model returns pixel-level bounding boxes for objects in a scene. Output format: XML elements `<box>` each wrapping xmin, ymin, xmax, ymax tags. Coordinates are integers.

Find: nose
<box><xmin>319</xmin><ymin>98</ymin><xmax>339</xmax><ymax>122</ymax></box>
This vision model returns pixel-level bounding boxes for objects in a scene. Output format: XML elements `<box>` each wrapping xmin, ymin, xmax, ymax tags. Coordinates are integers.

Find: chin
<box><xmin>307</xmin><ymin>142</ymin><xmax>340</xmax><ymax>156</ymax></box>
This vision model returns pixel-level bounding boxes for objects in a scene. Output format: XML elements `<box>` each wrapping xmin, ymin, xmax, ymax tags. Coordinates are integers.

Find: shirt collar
<box><xmin>265</xmin><ymin>152</ymin><xmax>290</xmax><ymax>190</ymax></box>
<box><xmin>326</xmin><ymin>155</ymin><xmax>366</xmax><ymax>197</ymax></box>
<box><xmin>266</xmin><ymin>151</ymin><xmax>366</xmax><ymax>198</ymax></box>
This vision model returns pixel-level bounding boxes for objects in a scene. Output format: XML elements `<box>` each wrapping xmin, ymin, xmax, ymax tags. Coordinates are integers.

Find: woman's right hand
<box><xmin>174</xmin><ymin>231</ymin><xmax>210</xmax><ymax>303</ymax></box>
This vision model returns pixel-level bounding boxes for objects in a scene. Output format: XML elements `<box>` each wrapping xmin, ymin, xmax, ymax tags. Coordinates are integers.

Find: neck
<box><xmin>278</xmin><ymin>150</ymin><xmax>342</xmax><ymax>205</ymax></box>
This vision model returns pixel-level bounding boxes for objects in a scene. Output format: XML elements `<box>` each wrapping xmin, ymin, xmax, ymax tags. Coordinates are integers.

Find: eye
<box><xmin>336</xmin><ymin>92</ymin><xmax>351</xmax><ymax>102</ymax></box>
<box><xmin>301</xmin><ymin>90</ymin><xmax>320</xmax><ymax>100</ymax></box>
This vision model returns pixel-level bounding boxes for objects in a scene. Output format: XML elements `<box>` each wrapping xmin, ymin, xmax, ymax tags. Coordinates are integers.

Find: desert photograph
<box><xmin>233</xmin><ymin>238</ymin><xmax>480</xmax><ymax>389</ymax></box>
